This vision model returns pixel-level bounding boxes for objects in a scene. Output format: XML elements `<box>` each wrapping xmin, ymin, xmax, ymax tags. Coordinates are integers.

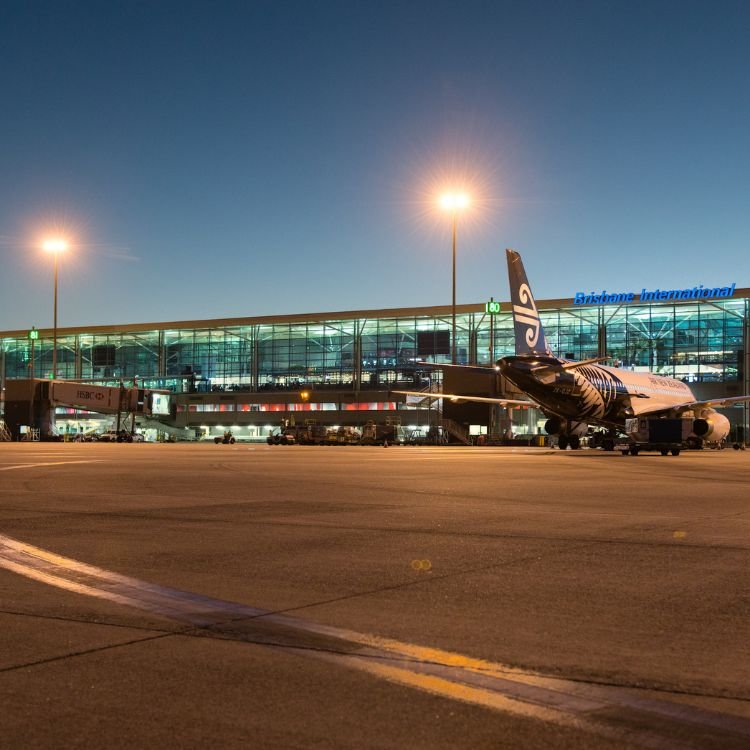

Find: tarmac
<box><xmin>1</xmin><ymin>442</ymin><xmax>749</xmax><ymax>749</ymax></box>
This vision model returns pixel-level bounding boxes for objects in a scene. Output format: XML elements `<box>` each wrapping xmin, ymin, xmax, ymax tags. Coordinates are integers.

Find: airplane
<box><xmin>394</xmin><ymin>249</ymin><xmax>750</xmax><ymax>451</ymax></box>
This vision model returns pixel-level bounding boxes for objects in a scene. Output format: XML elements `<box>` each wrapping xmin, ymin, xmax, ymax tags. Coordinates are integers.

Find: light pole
<box><xmin>439</xmin><ymin>193</ymin><xmax>469</xmax><ymax>363</ymax></box>
<box><xmin>42</xmin><ymin>239</ymin><xmax>68</xmax><ymax>379</ymax></box>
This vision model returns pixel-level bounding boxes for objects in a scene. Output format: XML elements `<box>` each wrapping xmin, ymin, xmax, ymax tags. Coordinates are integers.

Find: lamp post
<box><xmin>439</xmin><ymin>193</ymin><xmax>469</xmax><ymax>363</ymax></box>
<box><xmin>42</xmin><ymin>239</ymin><xmax>68</xmax><ymax>379</ymax></box>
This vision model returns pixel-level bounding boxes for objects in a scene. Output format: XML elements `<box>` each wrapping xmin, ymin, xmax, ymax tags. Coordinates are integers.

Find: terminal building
<box><xmin>1</xmin><ymin>286</ymin><xmax>748</xmax><ymax>442</ymax></box>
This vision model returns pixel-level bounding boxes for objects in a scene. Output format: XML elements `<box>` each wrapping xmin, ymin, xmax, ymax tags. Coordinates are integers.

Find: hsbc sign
<box><xmin>50</xmin><ymin>382</ymin><xmax>135</xmax><ymax>412</ymax></box>
<box><xmin>76</xmin><ymin>390</ymin><xmax>105</xmax><ymax>401</ymax></box>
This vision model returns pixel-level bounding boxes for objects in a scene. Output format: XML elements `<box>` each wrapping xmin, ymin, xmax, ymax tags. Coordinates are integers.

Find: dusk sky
<box><xmin>1</xmin><ymin>0</ymin><xmax>748</xmax><ymax>331</ymax></box>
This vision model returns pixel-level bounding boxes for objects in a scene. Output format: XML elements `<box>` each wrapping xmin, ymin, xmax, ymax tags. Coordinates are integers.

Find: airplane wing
<box><xmin>413</xmin><ymin>361</ymin><xmax>499</xmax><ymax>373</ymax></box>
<box><xmin>632</xmin><ymin>393</ymin><xmax>750</xmax><ymax>417</ymax></box>
<box><xmin>391</xmin><ymin>390</ymin><xmax>537</xmax><ymax>407</ymax></box>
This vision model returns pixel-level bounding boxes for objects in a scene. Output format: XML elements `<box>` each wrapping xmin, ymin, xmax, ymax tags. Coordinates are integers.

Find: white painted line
<box><xmin>0</xmin><ymin>460</ymin><xmax>104</xmax><ymax>472</ymax></box>
<box><xmin>0</xmin><ymin>453</ymin><xmax>76</xmax><ymax>456</ymax></box>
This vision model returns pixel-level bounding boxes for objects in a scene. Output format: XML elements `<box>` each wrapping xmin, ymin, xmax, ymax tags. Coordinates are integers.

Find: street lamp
<box><xmin>42</xmin><ymin>238</ymin><xmax>68</xmax><ymax>379</ymax></box>
<box><xmin>439</xmin><ymin>192</ymin><xmax>470</xmax><ymax>363</ymax></box>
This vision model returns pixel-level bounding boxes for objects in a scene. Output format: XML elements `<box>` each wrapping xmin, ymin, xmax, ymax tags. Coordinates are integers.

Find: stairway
<box><xmin>440</xmin><ymin>417</ymin><xmax>472</xmax><ymax>445</ymax></box>
<box><xmin>137</xmin><ymin>418</ymin><xmax>194</xmax><ymax>440</ymax></box>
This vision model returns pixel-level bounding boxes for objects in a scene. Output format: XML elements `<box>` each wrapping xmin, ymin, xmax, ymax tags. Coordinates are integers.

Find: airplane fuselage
<box><xmin>499</xmin><ymin>355</ymin><xmax>696</xmax><ymax>427</ymax></box>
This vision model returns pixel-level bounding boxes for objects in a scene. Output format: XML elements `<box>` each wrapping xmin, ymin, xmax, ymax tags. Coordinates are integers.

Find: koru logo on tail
<box><xmin>513</xmin><ymin>283</ymin><xmax>541</xmax><ymax>349</ymax></box>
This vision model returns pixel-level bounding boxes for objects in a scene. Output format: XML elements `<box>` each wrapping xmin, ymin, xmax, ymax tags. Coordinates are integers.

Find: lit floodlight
<box><xmin>42</xmin><ymin>238</ymin><xmax>68</xmax><ymax>253</ymax></box>
<box><xmin>439</xmin><ymin>192</ymin><xmax>470</xmax><ymax>212</ymax></box>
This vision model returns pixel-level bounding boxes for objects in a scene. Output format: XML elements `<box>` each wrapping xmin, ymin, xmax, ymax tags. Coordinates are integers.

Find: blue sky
<box><xmin>1</xmin><ymin>0</ymin><xmax>748</xmax><ymax>330</ymax></box>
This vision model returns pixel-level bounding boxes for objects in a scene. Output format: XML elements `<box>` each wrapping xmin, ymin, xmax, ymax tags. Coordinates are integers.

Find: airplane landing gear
<box><xmin>557</xmin><ymin>434</ymin><xmax>581</xmax><ymax>450</ymax></box>
<box><xmin>549</xmin><ymin>419</ymin><xmax>587</xmax><ymax>450</ymax></box>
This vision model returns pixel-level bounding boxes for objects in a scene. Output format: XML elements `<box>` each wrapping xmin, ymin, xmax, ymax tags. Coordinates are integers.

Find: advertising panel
<box><xmin>50</xmin><ymin>382</ymin><xmax>128</xmax><ymax>412</ymax></box>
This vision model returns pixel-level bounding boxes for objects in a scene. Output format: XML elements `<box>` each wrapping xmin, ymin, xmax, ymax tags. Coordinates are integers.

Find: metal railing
<box><xmin>440</xmin><ymin>417</ymin><xmax>471</xmax><ymax>445</ymax></box>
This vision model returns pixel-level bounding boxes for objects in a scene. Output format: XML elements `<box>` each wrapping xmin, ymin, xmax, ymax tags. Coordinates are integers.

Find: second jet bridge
<box><xmin>49</xmin><ymin>381</ymin><xmax>172</xmax><ymax>419</ymax></box>
<box><xmin>1</xmin><ymin>378</ymin><xmax>173</xmax><ymax>440</ymax></box>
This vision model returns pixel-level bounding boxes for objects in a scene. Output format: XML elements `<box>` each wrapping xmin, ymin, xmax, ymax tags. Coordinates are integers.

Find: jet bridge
<box><xmin>2</xmin><ymin>379</ymin><xmax>172</xmax><ymax>440</ymax></box>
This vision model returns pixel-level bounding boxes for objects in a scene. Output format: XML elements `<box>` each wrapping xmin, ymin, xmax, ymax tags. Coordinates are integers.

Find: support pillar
<box><xmin>158</xmin><ymin>330</ymin><xmax>166</xmax><ymax>377</ymax></box>
<box><xmin>353</xmin><ymin>321</ymin><xmax>363</xmax><ymax>393</ymax></box>
<box><xmin>75</xmin><ymin>336</ymin><xmax>83</xmax><ymax>379</ymax></box>
<box><xmin>251</xmin><ymin>326</ymin><xmax>259</xmax><ymax>391</ymax></box>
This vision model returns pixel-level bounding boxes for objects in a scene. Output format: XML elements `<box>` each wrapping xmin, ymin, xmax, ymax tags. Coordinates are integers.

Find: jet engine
<box><xmin>544</xmin><ymin>417</ymin><xmax>561</xmax><ymax>435</ymax></box>
<box><xmin>693</xmin><ymin>412</ymin><xmax>730</xmax><ymax>441</ymax></box>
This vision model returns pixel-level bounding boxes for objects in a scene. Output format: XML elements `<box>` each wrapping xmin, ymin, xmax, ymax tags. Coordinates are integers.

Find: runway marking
<box><xmin>0</xmin><ymin>460</ymin><xmax>104</xmax><ymax>472</ymax></box>
<box><xmin>0</xmin><ymin>453</ymin><xmax>77</xmax><ymax>456</ymax></box>
<box><xmin>2</xmin><ymin>533</ymin><xmax>749</xmax><ymax>746</ymax></box>
<box><xmin>0</xmin><ymin>454</ymin><xmax>83</xmax><ymax>460</ymax></box>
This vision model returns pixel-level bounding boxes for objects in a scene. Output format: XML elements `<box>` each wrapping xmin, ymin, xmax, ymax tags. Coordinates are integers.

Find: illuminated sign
<box><xmin>28</xmin><ymin>327</ymin><xmax>39</xmax><ymax>340</ymax></box>
<box><xmin>485</xmin><ymin>300</ymin><xmax>501</xmax><ymax>314</ymax></box>
<box><xmin>573</xmin><ymin>283</ymin><xmax>736</xmax><ymax>306</ymax></box>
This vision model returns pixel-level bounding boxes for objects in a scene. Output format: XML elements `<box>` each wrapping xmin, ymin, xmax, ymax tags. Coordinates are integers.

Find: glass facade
<box><xmin>537</xmin><ymin>299</ymin><xmax>746</xmax><ymax>383</ymax></box>
<box><xmin>1</xmin><ymin>298</ymin><xmax>747</xmax><ymax>392</ymax></box>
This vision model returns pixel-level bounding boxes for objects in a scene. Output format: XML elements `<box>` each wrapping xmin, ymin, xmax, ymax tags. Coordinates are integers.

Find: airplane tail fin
<box><xmin>506</xmin><ymin>249</ymin><xmax>551</xmax><ymax>356</ymax></box>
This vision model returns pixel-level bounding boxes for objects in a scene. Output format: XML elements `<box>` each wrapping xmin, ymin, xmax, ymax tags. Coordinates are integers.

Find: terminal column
<box><xmin>353</xmin><ymin>322</ymin><xmax>363</xmax><ymax>392</ymax></box>
<box><xmin>468</xmin><ymin>315</ymin><xmax>478</xmax><ymax>365</ymax></box>
<box><xmin>598</xmin><ymin>325</ymin><xmax>607</xmax><ymax>359</ymax></box>
<box><xmin>74</xmin><ymin>336</ymin><xmax>83</xmax><ymax>379</ymax></box>
<box><xmin>158</xmin><ymin>330</ymin><xmax>166</xmax><ymax>377</ymax></box>
<box><xmin>251</xmin><ymin>327</ymin><xmax>259</xmax><ymax>391</ymax></box>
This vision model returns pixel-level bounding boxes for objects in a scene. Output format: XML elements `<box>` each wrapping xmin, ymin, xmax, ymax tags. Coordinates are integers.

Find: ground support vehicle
<box><xmin>214</xmin><ymin>430</ymin><xmax>236</xmax><ymax>444</ymax></box>
<box><xmin>266</xmin><ymin>428</ymin><xmax>282</xmax><ymax>445</ymax></box>
<box><xmin>324</xmin><ymin>426</ymin><xmax>362</xmax><ymax>445</ymax></box>
<box><xmin>360</xmin><ymin>420</ymin><xmax>403</xmax><ymax>446</ymax></box>
<box><xmin>266</xmin><ymin>423</ymin><xmax>325</xmax><ymax>445</ymax></box>
<box><xmin>405</xmin><ymin>426</ymin><xmax>442</xmax><ymax>445</ymax></box>
<box><xmin>266</xmin><ymin>427</ymin><xmax>297</xmax><ymax>445</ymax></box>
<box><xmin>297</xmin><ymin>422</ymin><xmax>329</xmax><ymax>445</ymax></box>
<box><xmin>620</xmin><ymin>418</ymin><xmax>693</xmax><ymax>456</ymax></box>
<box><xmin>97</xmin><ymin>430</ymin><xmax>139</xmax><ymax>443</ymax></box>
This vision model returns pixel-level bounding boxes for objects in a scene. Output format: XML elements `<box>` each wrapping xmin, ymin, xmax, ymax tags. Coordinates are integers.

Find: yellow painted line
<box><xmin>0</xmin><ymin>460</ymin><xmax>104</xmax><ymax>472</ymax></box>
<box><xmin>317</xmin><ymin>651</ymin><xmax>581</xmax><ymax>727</ymax></box>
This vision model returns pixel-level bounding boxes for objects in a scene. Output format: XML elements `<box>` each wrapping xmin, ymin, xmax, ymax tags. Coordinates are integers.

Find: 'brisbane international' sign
<box><xmin>573</xmin><ymin>283</ymin><xmax>736</xmax><ymax>306</ymax></box>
